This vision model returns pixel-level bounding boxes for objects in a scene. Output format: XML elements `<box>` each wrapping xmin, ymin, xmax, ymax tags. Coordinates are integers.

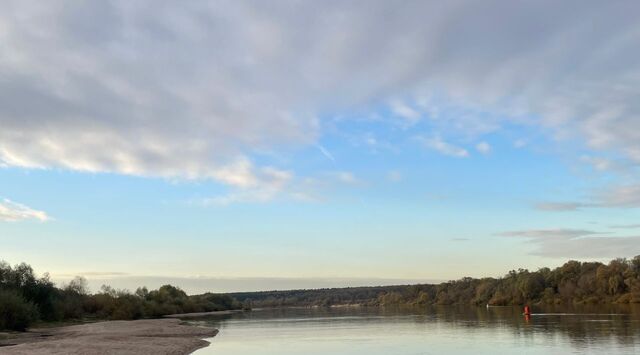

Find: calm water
<box><xmin>191</xmin><ymin>306</ymin><xmax>640</xmax><ymax>354</ymax></box>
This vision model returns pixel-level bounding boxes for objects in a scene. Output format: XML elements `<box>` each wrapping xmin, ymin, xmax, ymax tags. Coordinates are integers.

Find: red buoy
<box><xmin>523</xmin><ymin>305</ymin><xmax>531</xmax><ymax>316</ymax></box>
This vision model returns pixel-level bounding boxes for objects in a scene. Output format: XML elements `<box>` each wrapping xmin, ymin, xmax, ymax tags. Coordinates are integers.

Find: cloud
<box><xmin>580</xmin><ymin>155</ymin><xmax>615</xmax><ymax>172</ymax></box>
<box><xmin>418</xmin><ymin>136</ymin><xmax>469</xmax><ymax>158</ymax></box>
<box><xmin>0</xmin><ymin>1</ymin><xmax>639</xmax><ymax>182</ymax></box>
<box><xmin>0</xmin><ymin>199</ymin><xmax>50</xmax><ymax>222</ymax></box>
<box><xmin>498</xmin><ymin>229</ymin><xmax>600</xmax><ymax>239</ymax></box>
<box><xmin>475</xmin><ymin>141</ymin><xmax>491</xmax><ymax>154</ymax></box>
<box><xmin>326</xmin><ymin>171</ymin><xmax>360</xmax><ymax>185</ymax></box>
<box><xmin>595</xmin><ymin>184</ymin><xmax>640</xmax><ymax>208</ymax></box>
<box><xmin>536</xmin><ymin>183</ymin><xmax>640</xmax><ymax>211</ymax></box>
<box><xmin>498</xmin><ymin>228</ymin><xmax>640</xmax><ymax>258</ymax></box>
<box><xmin>316</xmin><ymin>144</ymin><xmax>335</xmax><ymax>162</ymax></box>
<box><xmin>533</xmin><ymin>202</ymin><xmax>587</xmax><ymax>211</ymax></box>
<box><xmin>208</xmin><ymin>157</ymin><xmax>261</xmax><ymax>188</ymax></box>
<box><xmin>390</xmin><ymin>100</ymin><xmax>421</xmax><ymax>125</ymax></box>
<box><xmin>199</xmin><ymin>166</ymin><xmax>293</xmax><ymax>205</ymax></box>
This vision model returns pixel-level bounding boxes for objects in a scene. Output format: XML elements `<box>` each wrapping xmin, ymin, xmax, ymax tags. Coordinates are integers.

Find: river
<box><xmin>190</xmin><ymin>305</ymin><xmax>640</xmax><ymax>354</ymax></box>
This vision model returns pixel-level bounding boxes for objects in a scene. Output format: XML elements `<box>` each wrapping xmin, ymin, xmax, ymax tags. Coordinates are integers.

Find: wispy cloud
<box><xmin>316</xmin><ymin>145</ymin><xmax>336</xmax><ymax>162</ymax></box>
<box><xmin>580</xmin><ymin>155</ymin><xmax>615</xmax><ymax>172</ymax></box>
<box><xmin>536</xmin><ymin>183</ymin><xmax>640</xmax><ymax>212</ymax></box>
<box><xmin>475</xmin><ymin>141</ymin><xmax>491</xmax><ymax>154</ymax></box>
<box><xmin>417</xmin><ymin>136</ymin><xmax>469</xmax><ymax>158</ymax></box>
<box><xmin>533</xmin><ymin>202</ymin><xmax>588</xmax><ymax>211</ymax></box>
<box><xmin>0</xmin><ymin>199</ymin><xmax>50</xmax><ymax>222</ymax></box>
<box><xmin>389</xmin><ymin>100</ymin><xmax>421</xmax><ymax>125</ymax></box>
<box><xmin>498</xmin><ymin>229</ymin><xmax>601</xmax><ymax>239</ymax></box>
<box><xmin>595</xmin><ymin>184</ymin><xmax>640</xmax><ymax>208</ymax></box>
<box><xmin>498</xmin><ymin>228</ymin><xmax>640</xmax><ymax>258</ymax></box>
<box><xmin>199</xmin><ymin>166</ymin><xmax>293</xmax><ymax>206</ymax></box>
<box><xmin>325</xmin><ymin>171</ymin><xmax>361</xmax><ymax>185</ymax></box>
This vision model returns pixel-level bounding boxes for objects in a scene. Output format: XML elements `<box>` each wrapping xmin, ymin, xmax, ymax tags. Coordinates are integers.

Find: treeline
<box><xmin>0</xmin><ymin>261</ymin><xmax>241</xmax><ymax>331</ymax></box>
<box><xmin>231</xmin><ymin>285</ymin><xmax>409</xmax><ymax>308</ymax></box>
<box><xmin>231</xmin><ymin>256</ymin><xmax>640</xmax><ymax>308</ymax></box>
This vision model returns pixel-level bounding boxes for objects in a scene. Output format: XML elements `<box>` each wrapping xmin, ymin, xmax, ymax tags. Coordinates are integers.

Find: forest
<box><xmin>232</xmin><ymin>256</ymin><xmax>640</xmax><ymax>308</ymax></box>
<box><xmin>0</xmin><ymin>261</ymin><xmax>242</xmax><ymax>331</ymax></box>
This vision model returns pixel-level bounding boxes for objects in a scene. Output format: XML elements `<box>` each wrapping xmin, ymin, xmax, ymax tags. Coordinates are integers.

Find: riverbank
<box><xmin>164</xmin><ymin>309</ymin><xmax>244</xmax><ymax>318</ymax></box>
<box><xmin>0</xmin><ymin>318</ymin><xmax>217</xmax><ymax>355</ymax></box>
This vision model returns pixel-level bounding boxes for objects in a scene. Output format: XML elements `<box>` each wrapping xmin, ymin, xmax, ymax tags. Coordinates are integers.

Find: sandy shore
<box><xmin>0</xmin><ymin>318</ymin><xmax>217</xmax><ymax>355</ymax></box>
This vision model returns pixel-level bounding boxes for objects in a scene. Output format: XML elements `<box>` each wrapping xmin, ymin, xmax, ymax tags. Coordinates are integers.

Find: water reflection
<box><xmin>191</xmin><ymin>305</ymin><xmax>640</xmax><ymax>354</ymax></box>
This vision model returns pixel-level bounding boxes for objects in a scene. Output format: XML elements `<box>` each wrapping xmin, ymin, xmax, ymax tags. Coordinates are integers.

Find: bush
<box><xmin>0</xmin><ymin>290</ymin><xmax>39</xmax><ymax>331</ymax></box>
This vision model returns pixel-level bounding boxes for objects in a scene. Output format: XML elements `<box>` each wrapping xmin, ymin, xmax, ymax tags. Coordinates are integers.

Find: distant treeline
<box><xmin>231</xmin><ymin>256</ymin><xmax>640</xmax><ymax>308</ymax></box>
<box><xmin>0</xmin><ymin>261</ymin><xmax>242</xmax><ymax>331</ymax></box>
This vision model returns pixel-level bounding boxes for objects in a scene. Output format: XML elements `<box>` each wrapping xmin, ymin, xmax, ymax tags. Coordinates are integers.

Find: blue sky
<box><xmin>1</xmin><ymin>1</ymin><xmax>640</xmax><ymax>293</ymax></box>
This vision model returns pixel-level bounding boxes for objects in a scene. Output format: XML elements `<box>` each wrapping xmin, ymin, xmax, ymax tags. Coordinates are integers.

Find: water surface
<box><xmin>191</xmin><ymin>306</ymin><xmax>640</xmax><ymax>354</ymax></box>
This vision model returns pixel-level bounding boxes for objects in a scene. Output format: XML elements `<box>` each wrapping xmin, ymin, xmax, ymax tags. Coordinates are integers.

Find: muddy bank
<box><xmin>0</xmin><ymin>318</ymin><xmax>217</xmax><ymax>355</ymax></box>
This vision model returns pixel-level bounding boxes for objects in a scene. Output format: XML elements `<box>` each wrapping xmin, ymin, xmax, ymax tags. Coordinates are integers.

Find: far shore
<box><xmin>0</xmin><ymin>318</ymin><xmax>217</xmax><ymax>355</ymax></box>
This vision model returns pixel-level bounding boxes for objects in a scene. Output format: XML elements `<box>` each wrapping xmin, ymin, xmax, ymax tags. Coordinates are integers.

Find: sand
<box><xmin>0</xmin><ymin>318</ymin><xmax>217</xmax><ymax>355</ymax></box>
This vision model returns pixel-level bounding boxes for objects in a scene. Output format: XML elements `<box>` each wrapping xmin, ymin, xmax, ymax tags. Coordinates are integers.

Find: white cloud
<box><xmin>475</xmin><ymin>141</ymin><xmax>491</xmax><ymax>154</ymax></box>
<box><xmin>0</xmin><ymin>198</ymin><xmax>50</xmax><ymax>222</ymax></box>
<box><xmin>418</xmin><ymin>136</ymin><xmax>469</xmax><ymax>158</ymax></box>
<box><xmin>0</xmin><ymin>1</ymin><xmax>639</xmax><ymax>182</ymax></box>
<box><xmin>209</xmin><ymin>158</ymin><xmax>259</xmax><ymax>188</ymax></box>
<box><xmin>389</xmin><ymin>100</ymin><xmax>421</xmax><ymax>125</ymax></box>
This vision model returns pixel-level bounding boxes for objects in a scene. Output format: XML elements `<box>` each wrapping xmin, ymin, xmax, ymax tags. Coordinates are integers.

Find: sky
<box><xmin>1</xmin><ymin>1</ymin><xmax>640</xmax><ymax>294</ymax></box>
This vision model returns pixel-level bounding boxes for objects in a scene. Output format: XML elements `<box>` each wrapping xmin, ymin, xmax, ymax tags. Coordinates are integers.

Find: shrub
<box><xmin>0</xmin><ymin>290</ymin><xmax>39</xmax><ymax>331</ymax></box>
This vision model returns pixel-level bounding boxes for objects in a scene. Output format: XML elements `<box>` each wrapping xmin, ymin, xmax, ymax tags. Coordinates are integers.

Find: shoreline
<box><xmin>164</xmin><ymin>309</ymin><xmax>245</xmax><ymax>318</ymax></box>
<box><xmin>0</xmin><ymin>318</ymin><xmax>217</xmax><ymax>355</ymax></box>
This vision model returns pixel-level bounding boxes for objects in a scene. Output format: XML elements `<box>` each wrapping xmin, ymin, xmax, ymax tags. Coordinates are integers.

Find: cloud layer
<box><xmin>0</xmin><ymin>1</ymin><xmax>639</xmax><ymax>185</ymax></box>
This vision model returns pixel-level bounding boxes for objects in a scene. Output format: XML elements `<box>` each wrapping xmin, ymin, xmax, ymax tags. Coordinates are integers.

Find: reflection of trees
<box><xmin>422</xmin><ymin>304</ymin><xmax>640</xmax><ymax>348</ymax></box>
